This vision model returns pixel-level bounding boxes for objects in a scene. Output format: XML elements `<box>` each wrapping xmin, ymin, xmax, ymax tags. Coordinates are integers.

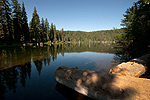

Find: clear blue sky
<box><xmin>18</xmin><ymin>0</ymin><xmax>138</xmax><ymax>32</ymax></box>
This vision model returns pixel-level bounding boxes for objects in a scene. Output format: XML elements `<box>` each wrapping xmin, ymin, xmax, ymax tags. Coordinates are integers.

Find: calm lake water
<box><xmin>0</xmin><ymin>43</ymin><xmax>121</xmax><ymax>100</ymax></box>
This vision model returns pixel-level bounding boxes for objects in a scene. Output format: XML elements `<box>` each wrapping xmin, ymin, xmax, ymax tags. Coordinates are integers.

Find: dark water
<box><xmin>0</xmin><ymin>43</ymin><xmax>121</xmax><ymax>100</ymax></box>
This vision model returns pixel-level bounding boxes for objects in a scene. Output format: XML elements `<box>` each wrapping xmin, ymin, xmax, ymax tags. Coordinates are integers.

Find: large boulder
<box><xmin>109</xmin><ymin>53</ymin><xmax>150</xmax><ymax>77</ymax></box>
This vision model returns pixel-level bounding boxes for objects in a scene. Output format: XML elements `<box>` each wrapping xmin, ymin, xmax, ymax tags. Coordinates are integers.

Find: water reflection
<box><xmin>0</xmin><ymin>63</ymin><xmax>31</xmax><ymax>100</ymax></box>
<box><xmin>0</xmin><ymin>43</ymin><xmax>117</xmax><ymax>70</ymax></box>
<box><xmin>0</xmin><ymin>43</ymin><xmax>119</xmax><ymax>100</ymax></box>
<box><xmin>34</xmin><ymin>60</ymin><xmax>43</xmax><ymax>76</ymax></box>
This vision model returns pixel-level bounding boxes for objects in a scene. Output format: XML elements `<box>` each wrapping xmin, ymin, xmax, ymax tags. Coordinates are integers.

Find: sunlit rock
<box><xmin>55</xmin><ymin>66</ymin><xmax>150</xmax><ymax>100</ymax></box>
<box><xmin>109</xmin><ymin>53</ymin><xmax>150</xmax><ymax>77</ymax></box>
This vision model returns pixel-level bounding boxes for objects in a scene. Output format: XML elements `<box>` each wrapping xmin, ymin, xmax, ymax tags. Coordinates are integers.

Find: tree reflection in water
<box><xmin>0</xmin><ymin>43</ymin><xmax>120</xmax><ymax>100</ymax></box>
<box><xmin>0</xmin><ymin>63</ymin><xmax>31</xmax><ymax>100</ymax></box>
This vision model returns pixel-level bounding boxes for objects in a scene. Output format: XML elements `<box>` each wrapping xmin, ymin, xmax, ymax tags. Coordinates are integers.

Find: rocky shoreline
<box><xmin>110</xmin><ymin>53</ymin><xmax>150</xmax><ymax>78</ymax></box>
<box><xmin>55</xmin><ymin>53</ymin><xmax>150</xmax><ymax>100</ymax></box>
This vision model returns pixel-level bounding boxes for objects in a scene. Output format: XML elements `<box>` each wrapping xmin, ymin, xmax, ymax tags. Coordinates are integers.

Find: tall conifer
<box><xmin>50</xmin><ymin>23</ymin><xmax>54</xmax><ymax>42</ymax></box>
<box><xmin>121</xmin><ymin>0</ymin><xmax>150</xmax><ymax>47</ymax></box>
<box><xmin>12</xmin><ymin>0</ymin><xmax>22</xmax><ymax>42</ymax></box>
<box><xmin>40</xmin><ymin>18</ymin><xmax>45</xmax><ymax>42</ymax></box>
<box><xmin>30</xmin><ymin>7</ymin><xmax>40</xmax><ymax>42</ymax></box>
<box><xmin>61</xmin><ymin>28</ymin><xmax>64</xmax><ymax>41</ymax></box>
<box><xmin>0</xmin><ymin>0</ymin><xmax>13</xmax><ymax>41</ymax></box>
<box><xmin>22</xmin><ymin>2</ymin><xmax>29</xmax><ymax>41</ymax></box>
<box><xmin>45</xmin><ymin>18</ymin><xmax>49</xmax><ymax>41</ymax></box>
<box><xmin>54</xmin><ymin>25</ymin><xmax>57</xmax><ymax>41</ymax></box>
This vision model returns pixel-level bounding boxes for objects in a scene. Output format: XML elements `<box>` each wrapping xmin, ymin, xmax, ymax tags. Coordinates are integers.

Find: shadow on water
<box><xmin>55</xmin><ymin>83</ymin><xmax>94</xmax><ymax>100</ymax></box>
<box><xmin>114</xmin><ymin>44</ymin><xmax>150</xmax><ymax>78</ymax></box>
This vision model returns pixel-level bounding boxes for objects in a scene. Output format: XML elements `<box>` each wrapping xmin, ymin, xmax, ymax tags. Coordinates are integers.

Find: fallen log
<box><xmin>109</xmin><ymin>53</ymin><xmax>150</xmax><ymax>77</ymax></box>
<box><xmin>55</xmin><ymin>82</ymin><xmax>94</xmax><ymax>100</ymax></box>
<box><xmin>55</xmin><ymin>66</ymin><xmax>150</xmax><ymax>100</ymax></box>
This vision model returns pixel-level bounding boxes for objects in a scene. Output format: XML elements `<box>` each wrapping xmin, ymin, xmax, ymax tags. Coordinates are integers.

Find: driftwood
<box><xmin>55</xmin><ymin>66</ymin><xmax>150</xmax><ymax>100</ymax></box>
<box><xmin>109</xmin><ymin>53</ymin><xmax>150</xmax><ymax>77</ymax></box>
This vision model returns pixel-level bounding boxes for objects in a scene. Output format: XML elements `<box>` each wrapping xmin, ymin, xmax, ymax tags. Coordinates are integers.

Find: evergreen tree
<box><xmin>57</xmin><ymin>30</ymin><xmax>61</xmax><ymax>41</ymax></box>
<box><xmin>121</xmin><ymin>0</ymin><xmax>150</xmax><ymax>48</ymax></box>
<box><xmin>0</xmin><ymin>0</ymin><xmax>13</xmax><ymax>41</ymax></box>
<box><xmin>0</xmin><ymin>0</ymin><xmax>7</xmax><ymax>41</ymax></box>
<box><xmin>61</xmin><ymin>28</ymin><xmax>64</xmax><ymax>41</ymax></box>
<box><xmin>22</xmin><ymin>1</ymin><xmax>29</xmax><ymax>41</ymax></box>
<box><xmin>40</xmin><ymin>18</ymin><xmax>45</xmax><ymax>42</ymax></box>
<box><xmin>50</xmin><ymin>23</ymin><xmax>54</xmax><ymax>42</ymax></box>
<box><xmin>45</xmin><ymin>18</ymin><xmax>49</xmax><ymax>41</ymax></box>
<box><xmin>12</xmin><ymin>0</ymin><xmax>22</xmax><ymax>42</ymax></box>
<box><xmin>53</xmin><ymin>25</ymin><xmax>57</xmax><ymax>41</ymax></box>
<box><xmin>30</xmin><ymin>7</ymin><xmax>40</xmax><ymax>42</ymax></box>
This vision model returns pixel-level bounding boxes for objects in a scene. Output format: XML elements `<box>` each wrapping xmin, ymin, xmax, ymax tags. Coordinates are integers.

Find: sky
<box><xmin>17</xmin><ymin>0</ymin><xmax>138</xmax><ymax>32</ymax></box>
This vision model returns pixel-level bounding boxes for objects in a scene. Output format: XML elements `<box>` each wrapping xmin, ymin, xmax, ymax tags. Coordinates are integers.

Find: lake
<box><xmin>0</xmin><ymin>43</ymin><xmax>121</xmax><ymax>100</ymax></box>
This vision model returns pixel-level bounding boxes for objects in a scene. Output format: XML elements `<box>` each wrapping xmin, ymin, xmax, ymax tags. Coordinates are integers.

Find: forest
<box><xmin>117</xmin><ymin>0</ymin><xmax>150</xmax><ymax>58</ymax></box>
<box><xmin>0</xmin><ymin>0</ymin><xmax>150</xmax><ymax>51</ymax></box>
<box><xmin>63</xmin><ymin>29</ymin><xmax>124</xmax><ymax>43</ymax></box>
<box><xmin>0</xmin><ymin>0</ymin><xmax>124</xmax><ymax>45</ymax></box>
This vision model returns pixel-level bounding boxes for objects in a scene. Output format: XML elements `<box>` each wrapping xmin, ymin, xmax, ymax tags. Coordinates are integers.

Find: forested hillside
<box><xmin>0</xmin><ymin>0</ymin><xmax>124</xmax><ymax>45</ymax></box>
<box><xmin>63</xmin><ymin>29</ymin><xmax>124</xmax><ymax>42</ymax></box>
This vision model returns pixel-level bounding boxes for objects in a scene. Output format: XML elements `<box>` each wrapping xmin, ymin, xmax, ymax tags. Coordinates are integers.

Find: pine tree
<box><xmin>45</xmin><ymin>18</ymin><xmax>49</xmax><ymax>41</ymax></box>
<box><xmin>22</xmin><ymin>1</ymin><xmax>29</xmax><ymax>42</ymax></box>
<box><xmin>50</xmin><ymin>23</ymin><xmax>54</xmax><ymax>42</ymax></box>
<box><xmin>12</xmin><ymin>0</ymin><xmax>22</xmax><ymax>42</ymax></box>
<box><xmin>40</xmin><ymin>17</ymin><xmax>45</xmax><ymax>42</ymax></box>
<box><xmin>121</xmin><ymin>0</ymin><xmax>150</xmax><ymax>47</ymax></box>
<box><xmin>61</xmin><ymin>28</ymin><xmax>64</xmax><ymax>41</ymax></box>
<box><xmin>0</xmin><ymin>0</ymin><xmax>13</xmax><ymax>42</ymax></box>
<box><xmin>30</xmin><ymin>7</ymin><xmax>40</xmax><ymax>42</ymax></box>
<box><xmin>0</xmin><ymin>0</ymin><xmax>7</xmax><ymax>41</ymax></box>
<box><xmin>57</xmin><ymin>30</ymin><xmax>61</xmax><ymax>41</ymax></box>
<box><xmin>53</xmin><ymin>25</ymin><xmax>57</xmax><ymax>41</ymax></box>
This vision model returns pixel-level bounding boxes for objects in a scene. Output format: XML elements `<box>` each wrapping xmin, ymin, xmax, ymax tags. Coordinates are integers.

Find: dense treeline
<box><xmin>0</xmin><ymin>0</ymin><xmax>64</xmax><ymax>44</ymax></box>
<box><xmin>120</xmin><ymin>0</ymin><xmax>150</xmax><ymax>48</ymax></box>
<box><xmin>29</xmin><ymin>7</ymin><xmax>65</xmax><ymax>43</ymax></box>
<box><xmin>2</xmin><ymin>0</ymin><xmax>149</xmax><ymax>47</ymax></box>
<box><xmin>0</xmin><ymin>0</ymin><xmax>29</xmax><ymax>43</ymax></box>
<box><xmin>63</xmin><ymin>29</ymin><xmax>124</xmax><ymax>42</ymax></box>
<box><xmin>0</xmin><ymin>0</ymin><xmax>123</xmax><ymax>45</ymax></box>
<box><xmin>117</xmin><ymin>0</ymin><xmax>150</xmax><ymax>58</ymax></box>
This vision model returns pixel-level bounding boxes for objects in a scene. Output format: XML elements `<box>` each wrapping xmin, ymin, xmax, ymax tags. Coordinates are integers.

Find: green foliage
<box><xmin>0</xmin><ymin>0</ymin><xmax>126</xmax><ymax>45</ymax></box>
<box><xmin>12</xmin><ymin>0</ymin><xmax>23</xmax><ymax>42</ymax></box>
<box><xmin>63</xmin><ymin>29</ymin><xmax>124</xmax><ymax>43</ymax></box>
<box><xmin>54</xmin><ymin>25</ymin><xmax>57</xmax><ymax>41</ymax></box>
<box><xmin>121</xmin><ymin>0</ymin><xmax>150</xmax><ymax>48</ymax></box>
<box><xmin>50</xmin><ymin>23</ymin><xmax>54</xmax><ymax>42</ymax></box>
<box><xmin>45</xmin><ymin>18</ymin><xmax>50</xmax><ymax>41</ymax></box>
<box><xmin>22</xmin><ymin>2</ymin><xmax>29</xmax><ymax>41</ymax></box>
<box><xmin>39</xmin><ymin>18</ymin><xmax>45</xmax><ymax>42</ymax></box>
<box><xmin>0</xmin><ymin>0</ymin><xmax>29</xmax><ymax>43</ymax></box>
<box><xmin>115</xmin><ymin>0</ymin><xmax>150</xmax><ymax>60</ymax></box>
<box><xmin>0</xmin><ymin>0</ymin><xmax>13</xmax><ymax>42</ymax></box>
<box><xmin>29</xmin><ymin>7</ymin><xmax>40</xmax><ymax>42</ymax></box>
<box><xmin>44</xmin><ymin>41</ymin><xmax>50</xmax><ymax>45</ymax></box>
